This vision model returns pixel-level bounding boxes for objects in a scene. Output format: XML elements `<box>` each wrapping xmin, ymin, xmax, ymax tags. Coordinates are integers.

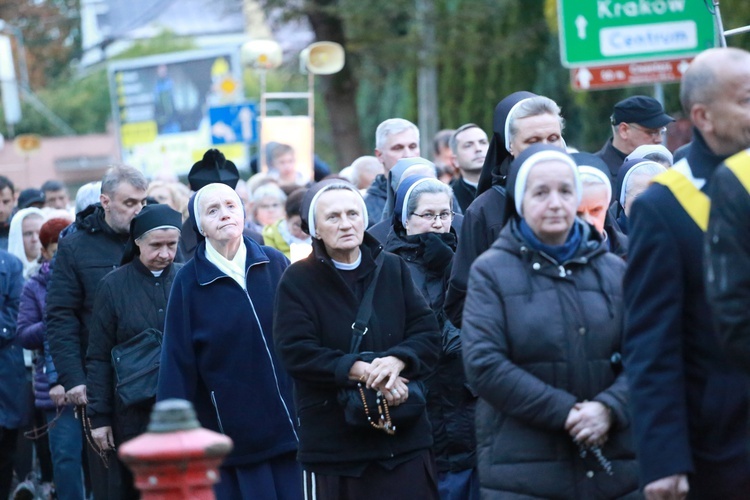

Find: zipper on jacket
<box><xmin>243</xmin><ymin>263</ymin><xmax>300</xmax><ymax>443</ymax></box>
<box><xmin>210</xmin><ymin>390</ymin><xmax>225</xmax><ymax>434</ymax></box>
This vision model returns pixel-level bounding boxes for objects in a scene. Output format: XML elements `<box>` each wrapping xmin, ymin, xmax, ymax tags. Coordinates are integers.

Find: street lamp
<box><xmin>0</xmin><ymin>19</ymin><xmax>29</xmax><ymax>89</ymax></box>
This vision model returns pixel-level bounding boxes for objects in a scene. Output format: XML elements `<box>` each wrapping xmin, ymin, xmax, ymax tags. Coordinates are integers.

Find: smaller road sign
<box><xmin>571</xmin><ymin>57</ymin><xmax>692</xmax><ymax>91</ymax></box>
<box><xmin>208</xmin><ymin>102</ymin><xmax>258</xmax><ymax>145</ymax></box>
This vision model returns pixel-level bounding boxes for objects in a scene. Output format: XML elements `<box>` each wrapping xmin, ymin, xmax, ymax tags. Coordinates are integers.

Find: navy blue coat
<box><xmin>623</xmin><ymin>132</ymin><xmax>750</xmax><ymax>495</ymax></box>
<box><xmin>0</xmin><ymin>250</ymin><xmax>26</xmax><ymax>429</ymax></box>
<box><xmin>157</xmin><ymin>237</ymin><xmax>297</xmax><ymax>467</ymax></box>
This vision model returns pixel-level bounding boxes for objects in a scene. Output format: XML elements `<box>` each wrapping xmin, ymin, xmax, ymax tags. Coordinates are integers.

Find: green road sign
<box><xmin>558</xmin><ymin>0</ymin><xmax>716</xmax><ymax>68</ymax></box>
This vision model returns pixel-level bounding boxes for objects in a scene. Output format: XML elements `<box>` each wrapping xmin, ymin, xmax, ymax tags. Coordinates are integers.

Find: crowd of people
<box><xmin>1</xmin><ymin>45</ymin><xmax>750</xmax><ymax>500</ymax></box>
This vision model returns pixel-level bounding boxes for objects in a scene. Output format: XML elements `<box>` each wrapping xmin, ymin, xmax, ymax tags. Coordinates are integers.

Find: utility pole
<box><xmin>416</xmin><ymin>0</ymin><xmax>438</xmax><ymax>159</ymax></box>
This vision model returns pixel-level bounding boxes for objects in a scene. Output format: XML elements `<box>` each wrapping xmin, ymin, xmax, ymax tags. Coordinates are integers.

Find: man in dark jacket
<box><xmin>595</xmin><ymin>95</ymin><xmax>674</xmax><ymax>183</ymax></box>
<box><xmin>46</xmin><ymin>165</ymin><xmax>148</xmax><ymax>498</ymax></box>
<box><xmin>449</xmin><ymin>123</ymin><xmax>488</xmax><ymax>213</ymax></box>
<box><xmin>364</xmin><ymin>118</ymin><xmax>420</xmax><ymax>226</ymax></box>
<box><xmin>444</xmin><ymin>92</ymin><xmax>564</xmax><ymax>327</ymax></box>
<box><xmin>0</xmin><ymin>176</ymin><xmax>15</xmax><ymax>250</ymax></box>
<box><xmin>623</xmin><ymin>47</ymin><xmax>750</xmax><ymax>500</ymax></box>
<box><xmin>0</xmin><ymin>250</ymin><xmax>24</xmax><ymax>499</ymax></box>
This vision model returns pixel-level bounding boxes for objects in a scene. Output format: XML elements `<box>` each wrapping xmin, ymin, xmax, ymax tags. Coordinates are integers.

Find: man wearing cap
<box><xmin>624</xmin><ymin>47</ymin><xmax>750</xmax><ymax>499</ymax></box>
<box><xmin>16</xmin><ymin>188</ymin><xmax>45</xmax><ymax>211</ymax></box>
<box><xmin>46</xmin><ymin>165</ymin><xmax>148</xmax><ymax>498</ymax></box>
<box><xmin>180</xmin><ymin>149</ymin><xmax>263</xmax><ymax>260</ymax></box>
<box><xmin>595</xmin><ymin>95</ymin><xmax>674</xmax><ymax>180</ymax></box>
<box><xmin>86</xmin><ymin>204</ymin><xmax>182</xmax><ymax>499</ymax></box>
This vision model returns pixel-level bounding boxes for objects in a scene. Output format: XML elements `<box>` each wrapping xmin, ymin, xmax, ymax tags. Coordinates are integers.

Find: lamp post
<box><xmin>0</xmin><ymin>19</ymin><xmax>29</xmax><ymax>90</ymax></box>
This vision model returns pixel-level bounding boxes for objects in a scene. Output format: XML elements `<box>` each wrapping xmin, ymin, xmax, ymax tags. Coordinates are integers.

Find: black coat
<box><xmin>86</xmin><ymin>259</ymin><xmax>179</xmax><ymax>442</ymax></box>
<box><xmin>463</xmin><ymin>220</ymin><xmax>638</xmax><ymax>499</ymax></box>
<box><xmin>444</xmin><ymin>180</ymin><xmax>507</xmax><ymax>328</ymax></box>
<box><xmin>706</xmin><ymin>150</ymin><xmax>750</xmax><ymax>373</ymax></box>
<box><xmin>384</xmin><ymin>229</ymin><xmax>477</xmax><ymax>473</ymax></box>
<box><xmin>595</xmin><ymin>138</ymin><xmax>627</xmax><ymax>186</ymax></box>
<box><xmin>450</xmin><ymin>176</ymin><xmax>477</xmax><ymax>214</ymax></box>
<box><xmin>272</xmin><ymin>234</ymin><xmax>440</xmax><ymax>473</ymax></box>
<box><xmin>623</xmin><ymin>131</ymin><xmax>750</xmax><ymax>495</ymax></box>
<box><xmin>46</xmin><ymin>204</ymin><xmax>129</xmax><ymax>390</ymax></box>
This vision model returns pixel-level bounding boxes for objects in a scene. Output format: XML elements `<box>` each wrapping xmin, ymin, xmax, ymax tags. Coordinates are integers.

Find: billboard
<box><xmin>108</xmin><ymin>48</ymin><xmax>247</xmax><ymax>177</ymax></box>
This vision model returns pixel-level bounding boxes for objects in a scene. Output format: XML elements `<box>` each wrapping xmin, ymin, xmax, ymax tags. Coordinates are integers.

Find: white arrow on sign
<box><xmin>677</xmin><ymin>59</ymin><xmax>691</xmax><ymax>74</ymax></box>
<box><xmin>575</xmin><ymin>15</ymin><xmax>588</xmax><ymax>40</ymax></box>
<box><xmin>576</xmin><ymin>67</ymin><xmax>593</xmax><ymax>89</ymax></box>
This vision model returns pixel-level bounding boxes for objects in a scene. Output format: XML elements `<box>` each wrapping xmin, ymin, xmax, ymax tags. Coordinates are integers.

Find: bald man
<box><xmin>624</xmin><ymin>47</ymin><xmax>750</xmax><ymax>500</ymax></box>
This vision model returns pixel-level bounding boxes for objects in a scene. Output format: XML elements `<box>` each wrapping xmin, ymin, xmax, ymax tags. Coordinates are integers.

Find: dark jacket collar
<box><xmin>686</xmin><ymin>128</ymin><xmax>731</xmax><ymax>185</ymax></box>
<box><xmin>194</xmin><ymin>236</ymin><xmax>271</xmax><ymax>286</ymax></box>
<box><xmin>75</xmin><ymin>203</ymin><xmax>127</xmax><ymax>240</ymax></box>
<box><xmin>130</xmin><ymin>256</ymin><xmax>174</xmax><ymax>280</ymax></box>
<box><xmin>310</xmin><ymin>231</ymin><xmax>383</xmax><ymax>272</ymax></box>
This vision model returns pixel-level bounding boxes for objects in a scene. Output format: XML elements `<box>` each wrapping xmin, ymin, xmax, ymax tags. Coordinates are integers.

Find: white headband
<box><xmin>514</xmin><ymin>150</ymin><xmax>581</xmax><ymax>216</ymax></box>
<box><xmin>307</xmin><ymin>184</ymin><xmax>368</xmax><ymax>238</ymax></box>
<box><xmin>400</xmin><ymin>177</ymin><xmax>434</xmax><ymax>227</ymax></box>
<box><xmin>193</xmin><ymin>183</ymin><xmax>243</xmax><ymax>235</ymax></box>
<box><xmin>619</xmin><ymin>160</ymin><xmax>665</xmax><ymax>207</ymax></box>
<box><xmin>577</xmin><ymin>165</ymin><xmax>612</xmax><ymax>205</ymax></box>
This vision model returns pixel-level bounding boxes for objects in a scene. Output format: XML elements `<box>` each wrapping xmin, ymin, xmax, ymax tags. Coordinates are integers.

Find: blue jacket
<box><xmin>0</xmin><ymin>250</ymin><xmax>26</xmax><ymax>428</ymax></box>
<box><xmin>157</xmin><ymin>237</ymin><xmax>297</xmax><ymax>467</ymax></box>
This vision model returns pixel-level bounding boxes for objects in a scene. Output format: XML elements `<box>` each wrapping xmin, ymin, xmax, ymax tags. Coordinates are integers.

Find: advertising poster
<box><xmin>108</xmin><ymin>48</ymin><xmax>248</xmax><ymax>177</ymax></box>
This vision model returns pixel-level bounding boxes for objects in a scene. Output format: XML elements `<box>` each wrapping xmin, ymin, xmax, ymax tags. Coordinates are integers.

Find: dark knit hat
<box><xmin>188</xmin><ymin>149</ymin><xmax>240</xmax><ymax>191</ymax></box>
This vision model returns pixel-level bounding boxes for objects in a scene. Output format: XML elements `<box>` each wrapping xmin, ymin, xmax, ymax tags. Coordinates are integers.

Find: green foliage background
<box><xmin>2</xmin><ymin>0</ymin><xmax>749</xmax><ymax>168</ymax></box>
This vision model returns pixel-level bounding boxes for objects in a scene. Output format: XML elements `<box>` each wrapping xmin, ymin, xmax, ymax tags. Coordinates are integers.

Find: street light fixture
<box><xmin>0</xmin><ymin>19</ymin><xmax>29</xmax><ymax>90</ymax></box>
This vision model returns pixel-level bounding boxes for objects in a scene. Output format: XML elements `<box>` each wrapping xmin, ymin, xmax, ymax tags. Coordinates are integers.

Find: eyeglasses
<box><xmin>410</xmin><ymin>211</ymin><xmax>454</xmax><ymax>222</ymax></box>
<box><xmin>628</xmin><ymin>123</ymin><xmax>667</xmax><ymax>138</ymax></box>
<box><xmin>258</xmin><ymin>203</ymin><xmax>281</xmax><ymax>210</ymax></box>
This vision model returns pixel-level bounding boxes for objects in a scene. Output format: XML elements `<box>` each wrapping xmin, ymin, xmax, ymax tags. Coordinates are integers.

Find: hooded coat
<box><xmin>445</xmin><ymin>92</ymin><xmax>534</xmax><ymax>327</ymax></box>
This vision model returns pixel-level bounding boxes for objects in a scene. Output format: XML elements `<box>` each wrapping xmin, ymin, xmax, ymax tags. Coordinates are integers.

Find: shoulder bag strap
<box><xmin>349</xmin><ymin>254</ymin><xmax>384</xmax><ymax>354</ymax></box>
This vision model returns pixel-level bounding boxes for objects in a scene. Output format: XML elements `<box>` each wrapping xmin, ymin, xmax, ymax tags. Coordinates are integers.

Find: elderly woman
<box><xmin>86</xmin><ymin>204</ymin><xmax>182</xmax><ymax>498</ymax></box>
<box><xmin>8</xmin><ymin>207</ymin><xmax>45</xmax><ymax>280</ymax></box>
<box><xmin>384</xmin><ymin>176</ymin><xmax>479</xmax><ymax>499</ymax></box>
<box><xmin>614</xmin><ymin>159</ymin><xmax>667</xmax><ymax>235</ymax></box>
<box><xmin>572</xmin><ymin>153</ymin><xmax>628</xmax><ymax>257</ymax></box>
<box><xmin>462</xmin><ymin>144</ymin><xmax>638</xmax><ymax>498</ymax></box>
<box><xmin>273</xmin><ymin>179</ymin><xmax>441</xmax><ymax>500</ymax></box>
<box><xmin>157</xmin><ymin>183</ymin><xmax>300</xmax><ymax>500</ymax></box>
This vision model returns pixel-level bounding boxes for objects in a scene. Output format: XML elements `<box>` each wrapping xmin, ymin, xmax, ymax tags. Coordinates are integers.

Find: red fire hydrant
<box><xmin>119</xmin><ymin>398</ymin><xmax>233</xmax><ymax>499</ymax></box>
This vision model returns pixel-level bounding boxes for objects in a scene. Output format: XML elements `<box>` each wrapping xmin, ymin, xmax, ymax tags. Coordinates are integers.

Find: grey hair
<box><xmin>101</xmin><ymin>165</ymin><xmax>148</xmax><ymax>196</ymax></box>
<box><xmin>406</xmin><ymin>179</ymin><xmax>453</xmax><ymax>217</ymax></box>
<box><xmin>507</xmin><ymin>96</ymin><xmax>565</xmax><ymax>144</ymax></box>
<box><xmin>375</xmin><ymin>118</ymin><xmax>419</xmax><ymax>150</ymax></box>
<box><xmin>449</xmin><ymin>123</ymin><xmax>480</xmax><ymax>154</ymax></box>
<box><xmin>642</xmin><ymin>151</ymin><xmax>673</xmax><ymax>167</ymax></box>
<box><xmin>252</xmin><ymin>183</ymin><xmax>287</xmax><ymax>205</ymax></box>
<box><xmin>75</xmin><ymin>181</ymin><xmax>102</xmax><ymax>213</ymax></box>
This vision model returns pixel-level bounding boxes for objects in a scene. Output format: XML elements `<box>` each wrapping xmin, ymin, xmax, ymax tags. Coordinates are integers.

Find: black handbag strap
<box><xmin>349</xmin><ymin>255</ymin><xmax>383</xmax><ymax>354</ymax></box>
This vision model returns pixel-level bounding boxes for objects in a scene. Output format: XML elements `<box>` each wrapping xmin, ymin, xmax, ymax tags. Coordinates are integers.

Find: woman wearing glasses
<box><xmin>384</xmin><ymin>175</ymin><xmax>479</xmax><ymax>499</ymax></box>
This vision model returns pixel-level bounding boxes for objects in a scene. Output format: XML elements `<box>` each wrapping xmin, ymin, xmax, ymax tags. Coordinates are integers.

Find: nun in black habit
<box><xmin>85</xmin><ymin>204</ymin><xmax>183</xmax><ymax>499</ymax></box>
